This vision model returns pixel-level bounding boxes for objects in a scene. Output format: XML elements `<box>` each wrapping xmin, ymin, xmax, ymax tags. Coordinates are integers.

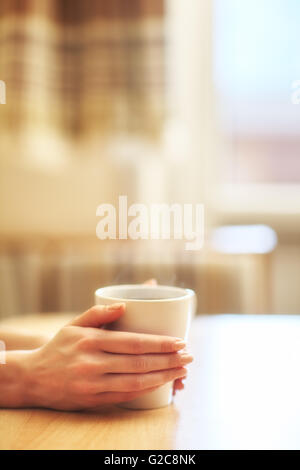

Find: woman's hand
<box><xmin>21</xmin><ymin>303</ymin><xmax>192</xmax><ymax>410</ymax></box>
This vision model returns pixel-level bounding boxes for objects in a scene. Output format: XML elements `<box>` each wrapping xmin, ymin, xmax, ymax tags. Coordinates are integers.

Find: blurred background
<box><xmin>0</xmin><ymin>0</ymin><xmax>299</xmax><ymax>318</ymax></box>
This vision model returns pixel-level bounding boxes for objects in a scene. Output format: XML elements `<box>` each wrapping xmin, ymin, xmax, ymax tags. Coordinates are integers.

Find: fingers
<box><xmin>106</xmin><ymin>351</ymin><xmax>193</xmax><ymax>373</ymax></box>
<box><xmin>97</xmin><ymin>329</ymin><xmax>186</xmax><ymax>354</ymax></box>
<box><xmin>69</xmin><ymin>303</ymin><xmax>125</xmax><ymax>328</ymax></box>
<box><xmin>102</xmin><ymin>367</ymin><xmax>187</xmax><ymax>393</ymax></box>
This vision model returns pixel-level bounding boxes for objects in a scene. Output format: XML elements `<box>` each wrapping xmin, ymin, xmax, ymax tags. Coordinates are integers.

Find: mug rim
<box><xmin>95</xmin><ymin>284</ymin><xmax>195</xmax><ymax>303</ymax></box>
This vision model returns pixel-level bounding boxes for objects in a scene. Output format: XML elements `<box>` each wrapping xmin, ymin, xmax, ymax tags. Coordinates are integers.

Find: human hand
<box><xmin>22</xmin><ymin>303</ymin><xmax>192</xmax><ymax>410</ymax></box>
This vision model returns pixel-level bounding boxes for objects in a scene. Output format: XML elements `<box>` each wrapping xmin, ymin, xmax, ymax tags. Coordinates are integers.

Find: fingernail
<box><xmin>173</xmin><ymin>339</ymin><xmax>186</xmax><ymax>350</ymax></box>
<box><xmin>179</xmin><ymin>352</ymin><xmax>194</xmax><ymax>365</ymax></box>
<box><xmin>107</xmin><ymin>302</ymin><xmax>125</xmax><ymax>310</ymax></box>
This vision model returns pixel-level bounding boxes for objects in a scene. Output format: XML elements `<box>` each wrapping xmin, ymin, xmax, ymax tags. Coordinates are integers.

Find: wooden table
<box><xmin>1</xmin><ymin>313</ymin><xmax>300</xmax><ymax>450</ymax></box>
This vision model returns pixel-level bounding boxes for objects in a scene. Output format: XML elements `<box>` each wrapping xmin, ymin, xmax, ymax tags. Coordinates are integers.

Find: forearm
<box><xmin>0</xmin><ymin>328</ymin><xmax>50</xmax><ymax>351</ymax></box>
<box><xmin>0</xmin><ymin>350</ymin><xmax>31</xmax><ymax>408</ymax></box>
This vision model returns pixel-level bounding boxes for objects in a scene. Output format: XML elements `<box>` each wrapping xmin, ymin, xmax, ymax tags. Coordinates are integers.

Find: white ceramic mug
<box><xmin>95</xmin><ymin>284</ymin><xmax>195</xmax><ymax>410</ymax></box>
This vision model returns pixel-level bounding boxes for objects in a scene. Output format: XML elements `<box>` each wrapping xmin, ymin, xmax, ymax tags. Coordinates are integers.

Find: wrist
<box><xmin>29</xmin><ymin>333</ymin><xmax>51</xmax><ymax>350</ymax></box>
<box><xmin>19</xmin><ymin>347</ymin><xmax>51</xmax><ymax>409</ymax></box>
<box><xmin>0</xmin><ymin>350</ymin><xmax>34</xmax><ymax>408</ymax></box>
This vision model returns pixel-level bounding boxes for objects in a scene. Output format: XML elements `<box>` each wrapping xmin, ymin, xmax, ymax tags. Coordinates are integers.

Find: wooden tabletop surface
<box><xmin>1</xmin><ymin>313</ymin><xmax>300</xmax><ymax>450</ymax></box>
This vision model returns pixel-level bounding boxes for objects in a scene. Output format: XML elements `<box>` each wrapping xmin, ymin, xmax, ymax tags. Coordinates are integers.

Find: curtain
<box><xmin>0</xmin><ymin>0</ymin><xmax>166</xmax><ymax>150</ymax></box>
<box><xmin>0</xmin><ymin>237</ymin><xmax>270</xmax><ymax>318</ymax></box>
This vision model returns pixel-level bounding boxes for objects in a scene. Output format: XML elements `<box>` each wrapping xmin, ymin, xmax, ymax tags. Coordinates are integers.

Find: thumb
<box><xmin>69</xmin><ymin>303</ymin><xmax>125</xmax><ymax>328</ymax></box>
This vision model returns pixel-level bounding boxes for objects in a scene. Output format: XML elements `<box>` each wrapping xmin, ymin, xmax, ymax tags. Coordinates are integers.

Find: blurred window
<box><xmin>214</xmin><ymin>0</ymin><xmax>300</xmax><ymax>183</ymax></box>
